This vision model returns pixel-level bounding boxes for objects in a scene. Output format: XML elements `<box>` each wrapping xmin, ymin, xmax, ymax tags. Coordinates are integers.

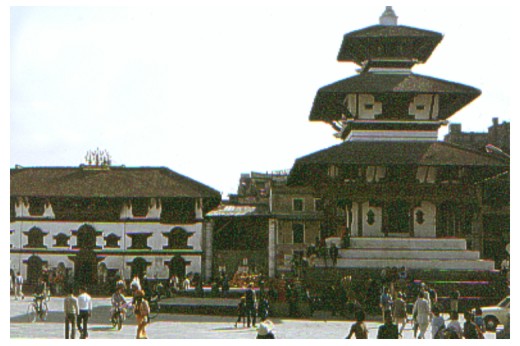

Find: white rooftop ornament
<box><xmin>380</xmin><ymin>6</ymin><xmax>398</xmax><ymax>26</ymax></box>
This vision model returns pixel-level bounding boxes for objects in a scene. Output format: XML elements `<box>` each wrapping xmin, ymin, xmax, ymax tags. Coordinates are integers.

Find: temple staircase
<box><xmin>318</xmin><ymin>237</ymin><xmax>495</xmax><ymax>271</ymax></box>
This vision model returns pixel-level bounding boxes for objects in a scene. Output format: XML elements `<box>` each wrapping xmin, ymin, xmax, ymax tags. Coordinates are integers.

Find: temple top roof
<box><xmin>337</xmin><ymin>7</ymin><xmax>443</xmax><ymax>66</ymax></box>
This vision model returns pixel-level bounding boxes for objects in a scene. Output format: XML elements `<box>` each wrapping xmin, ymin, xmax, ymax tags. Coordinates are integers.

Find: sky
<box><xmin>7</xmin><ymin>0</ymin><xmax>514</xmax><ymax>197</ymax></box>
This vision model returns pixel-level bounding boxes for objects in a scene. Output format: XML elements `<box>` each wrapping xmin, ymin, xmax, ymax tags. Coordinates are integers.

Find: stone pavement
<box><xmin>10</xmin><ymin>297</ymin><xmax>497</xmax><ymax>339</ymax></box>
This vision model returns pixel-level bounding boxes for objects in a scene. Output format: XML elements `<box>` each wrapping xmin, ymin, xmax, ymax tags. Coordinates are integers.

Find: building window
<box><xmin>438</xmin><ymin>167</ymin><xmax>460</xmax><ymax>183</ymax></box>
<box><xmin>292</xmin><ymin>223</ymin><xmax>304</xmax><ymax>244</ymax></box>
<box><xmin>54</xmin><ymin>233</ymin><xmax>70</xmax><ymax>247</ymax></box>
<box><xmin>129</xmin><ymin>233</ymin><xmax>152</xmax><ymax>250</ymax></box>
<box><xmin>367</xmin><ymin>209</ymin><xmax>376</xmax><ymax>225</ymax></box>
<box><xmin>28</xmin><ymin>197</ymin><xmax>45</xmax><ymax>216</ymax></box>
<box><xmin>415</xmin><ymin>210</ymin><xmax>425</xmax><ymax>225</ymax></box>
<box><xmin>314</xmin><ymin>198</ymin><xmax>323</xmax><ymax>212</ymax></box>
<box><xmin>364</xmin><ymin>104</ymin><xmax>374</xmax><ymax>110</ymax></box>
<box><xmin>163</xmin><ymin>227</ymin><xmax>193</xmax><ymax>249</ymax></box>
<box><xmin>104</xmin><ymin>233</ymin><xmax>121</xmax><ymax>248</ymax></box>
<box><xmin>24</xmin><ymin>227</ymin><xmax>47</xmax><ymax>248</ymax></box>
<box><xmin>328</xmin><ymin>165</ymin><xmax>339</xmax><ymax>178</ymax></box>
<box><xmin>293</xmin><ymin>198</ymin><xmax>304</xmax><ymax>212</ymax></box>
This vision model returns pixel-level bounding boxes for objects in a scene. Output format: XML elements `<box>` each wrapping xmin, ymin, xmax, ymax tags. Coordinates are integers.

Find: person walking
<box><xmin>346</xmin><ymin>310</ymin><xmax>369</xmax><ymax>339</ymax></box>
<box><xmin>377</xmin><ymin>311</ymin><xmax>399</xmax><ymax>339</ymax></box>
<box><xmin>393</xmin><ymin>292</ymin><xmax>407</xmax><ymax>336</ymax></box>
<box><xmin>14</xmin><ymin>272</ymin><xmax>24</xmax><ymax>300</ymax></box>
<box><xmin>133</xmin><ymin>290</ymin><xmax>150</xmax><ymax>339</ymax></box>
<box><xmin>77</xmin><ymin>287</ymin><xmax>92</xmax><ymax>339</ymax></box>
<box><xmin>64</xmin><ymin>288</ymin><xmax>79</xmax><ymax>339</ymax></box>
<box><xmin>234</xmin><ymin>296</ymin><xmax>247</xmax><ymax>328</ymax></box>
<box><xmin>431</xmin><ymin>306</ymin><xmax>445</xmax><ymax>339</ymax></box>
<box><xmin>412</xmin><ymin>291</ymin><xmax>431</xmax><ymax>339</ymax></box>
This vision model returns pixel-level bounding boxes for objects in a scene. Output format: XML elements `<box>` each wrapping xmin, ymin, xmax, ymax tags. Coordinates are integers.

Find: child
<box><xmin>234</xmin><ymin>296</ymin><xmax>246</xmax><ymax>328</ymax></box>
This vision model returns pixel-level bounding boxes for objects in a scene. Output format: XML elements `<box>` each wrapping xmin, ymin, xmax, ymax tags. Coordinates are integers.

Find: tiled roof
<box><xmin>292</xmin><ymin>141</ymin><xmax>508</xmax><ymax>167</ymax></box>
<box><xmin>288</xmin><ymin>141</ymin><xmax>509</xmax><ymax>185</ymax></box>
<box><xmin>310</xmin><ymin>73</ymin><xmax>481</xmax><ymax>122</ymax></box>
<box><xmin>10</xmin><ymin>166</ymin><xmax>221</xmax><ymax>198</ymax></box>
<box><xmin>345</xmin><ymin>25</ymin><xmax>442</xmax><ymax>38</ymax></box>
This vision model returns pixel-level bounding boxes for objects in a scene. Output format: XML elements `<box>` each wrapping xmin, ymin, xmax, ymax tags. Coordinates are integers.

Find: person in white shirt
<box><xmin>412</xmin><ymin>291</ymin><xmax>431</xmax><ymax>339</ymax></box>
<box><xmin>130</xmin><ymin>275</ymin><xmax>141</xmax><ymax>291</ymax></box>
<box><xmin>63</xmin><ymin>288</ymin><xmax>79</xmax><ymax>339</ymax></box>
<box><xmin>77</xmin><ymin>287</ymin><xmax>93</xmax><ymax>339</ymax></box>
<box><xmin>183</xmin><ymin>277</ymin><xmax>191</xmax><ymax>291</ymax></box>
<box><xmin>446</xmin><ymin>312</ymin><xmax>463</xmax><ymax>339</ymax></box>
<box><xmin>14</xmin><ymin>272</ymin><xmax>24</xmax><ymax>300</ymax></box>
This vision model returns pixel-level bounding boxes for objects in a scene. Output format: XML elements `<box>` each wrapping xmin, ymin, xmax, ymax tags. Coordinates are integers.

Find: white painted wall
<box><xmin>413</xmin><ymin>201</ymin><xmax>436</xmax><ymax>238</ymax></box>
<box><xmin>358</xmin><ymin>94</ymin><xmax>383</xmax><ymax>119</ymax></box>
<box><xmin>361</xmin><ymin>201</ymin><xmax>383</xmax><ymax>237</ymax></box>
<box><xmin>9</xmin><ymin>220</ymin><xmax>204</xmax><ymax>280</ymax></box>
<box><xmin>409</xmin><ymin>94</ymin><xmax>439</xmax><ymax>120</ymax></box>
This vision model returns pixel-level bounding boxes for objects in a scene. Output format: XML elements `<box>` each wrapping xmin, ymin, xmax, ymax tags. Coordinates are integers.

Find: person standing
<box><xmin>77</xmin><ymin>287</ymin><xmax>92</xmax><ymax>339</ymax></box>
<box><xmin>234</xmin><ymin>296</ymin><xmax>246</xmax><ymax>328</ymax></box>
<box><xmin>329</xmin><ymin>243</ymin><xmax>339</xmax><ymax>267</ymax></box>
<box><xmin>463</xmin><ymin>311</ymin><xmax>484</xmax><ymax>339</ymax></box>
<box><xmin>245</xmin><ymin>283</ymin><xmax>257</xmax><ymax>327</ymax></box>
<box><xmin>14</xmin><ymin>272</ymin><xmax>24</xmax><ymax>301</ymax></box>
<box><xmin>450</xmin><ymin>289</ymin><xmax>460</xmax><ymax>314</ymax></box>
<box><xmin>64</xmin><ymin>288</ymin><xmax>79</xmax><ymax>339</ymax></box>
<box><xmin>377</xmin><ymin>311</ymin><xmax>399</xmax><ymax>339</ymax></box>
<box><xmin>346</xmin><ymin>310</ymin><xmax>369</xmax><ymax>339</ymax></box>
<box><xmin>412</xmin><ymin>291</ymin><xmax>431</xmax><ymax>339</ymax></box>
<box><xmin>446</xmin><ymin>312</ymin><xmax>462</xmax><ymax>339</ymax></box>
<box><xmin>380</xmin><ymin>287</ymin><xmax>393</xmax><ymax>322</ymax></box>
<box><xmin>431</xmin><ymin>307</ymin><xmax>445</xmax><ymax>339</ymax></box>
<box><xmin>133</xmin><ymin>290</ymin><xmax>150</xmax><ymax>339</ymax></box>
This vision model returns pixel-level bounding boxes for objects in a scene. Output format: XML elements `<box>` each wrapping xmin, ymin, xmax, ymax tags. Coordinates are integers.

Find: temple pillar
<box><xmin>203</xmin><ymin>220</ymin><xmax>214</xmax><ymax>281</ymax></box>
<box><xmin>268</xmin><ymin>218</ymin><xmax>277</xmax><ymax>278</ymax></box>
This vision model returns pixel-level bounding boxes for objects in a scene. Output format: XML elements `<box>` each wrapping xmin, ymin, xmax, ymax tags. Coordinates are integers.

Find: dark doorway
<box><xmin>168</xmin><ymin>256</ymin><xmax>187</xmax><ymax>279</ymax></box>
<box><xmin>131</xmin><ymin>257</ymin><xmax>149</xmax><ymax>280</ymax></box>
<box><xmin>26</xmin><ymin>255</ymin><xmax>44</xmax><ymax>284</ymax></box>
<box><xmin>74</xmin><ymin>249</ymin><xmax>98</xmax><ymax>288</ymax></box>
<box><xmin>384</xmin><ymin>200</ymin><xmax>411</xmax><ymax>234</ymax></box>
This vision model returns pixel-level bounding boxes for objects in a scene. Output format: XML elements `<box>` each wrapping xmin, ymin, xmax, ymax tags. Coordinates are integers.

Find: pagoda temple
<box><xmin>286</xmin><ymin>7</ymin><xmax>509</xmax><ymax>272</ymax></box>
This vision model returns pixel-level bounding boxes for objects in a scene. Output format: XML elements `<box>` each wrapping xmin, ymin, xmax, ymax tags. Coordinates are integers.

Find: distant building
<box><xmin>10</xmin><ymin>160</ymin><xmax>220</xmax><ymax>290</ymax></box>
<box><xmin>444</xmin><ymin>117</ymin><xmax>510</xmax><ymax>154</ymax></box>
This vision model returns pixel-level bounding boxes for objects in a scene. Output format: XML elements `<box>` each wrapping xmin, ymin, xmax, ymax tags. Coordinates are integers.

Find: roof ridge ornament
<box><xmin>380</xmin><ymin>6</ymin><xmax>398</xmax><ymax>26</ymax></box>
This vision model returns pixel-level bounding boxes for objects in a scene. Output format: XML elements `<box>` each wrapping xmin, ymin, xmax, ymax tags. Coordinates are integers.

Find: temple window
<box><xmin>292</xmin><ymin>223</ymin><xmax>305</xmax><ymax>244</ymax></box>
<box><xmin>28</xmin><ymin>197</ymin><xmax>45</xmax><ymax>216</ymax></box>
<box><xmin>163</xmin><ymin>227</ymin><xmax>193</xmax><ymax>249</ymax></box>
<box><xmin>416</xmin><ymin>210</ymin><xmax>425</xmax><ymax>224</ymax></box>
<box><xmin>314</xmin><ymin>198</ymin><xmax>323</xmax><ymax>212</ymax></box>
<box><xmin>24</xmin><ymin>227</ymin><xmax>47</xmax><ymax>248</ymax></box>
<box><xmin>367</xmin><ymin>209</ymin><xmax>376</xmax><ymax>225</ymax></box>
<box><xmin>128</xmin><ymin>233</ymin><xmax>152</xmax><ymax>250</ymax></box>
<box><xmin>54</xmin><ymin>233</ymin><xmax>70</xmax><ymax>247</ymax></box>
<box><xmin>293</xmin><ymin>198</ymin><xmax>304</xmax><ymax>212</ymax></box>
<box><xmin>438</xmin><ymin>167</ymin><xmax>460</xmax><ymax>183</ymax></box>
<box><xmin>104</xmin><ymin>233</ymin><xmax>121</xmax><ymax>248</ymax></box>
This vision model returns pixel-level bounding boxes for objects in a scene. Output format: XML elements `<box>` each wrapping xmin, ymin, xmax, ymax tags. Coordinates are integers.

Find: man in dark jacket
<box><xmin>245</xmin><ymin>283</ymin><xmax>257</xmax><ymax>327</ymax></box>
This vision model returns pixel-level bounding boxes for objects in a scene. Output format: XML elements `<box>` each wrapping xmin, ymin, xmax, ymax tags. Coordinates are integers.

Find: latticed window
<box><xmin>24</xmin><ymin>227</ymin><xmax>47</xmax><ymax>248</ymax></box>
<box><xmin>104</xmin><ymin>233</ymin><xmax>121</xmax><ymax>248</ymax></box>
<box><xmin>164</xmin><ymin>228</ymin><xmax>192</xmax><ymax>249</ymax></box>
<box><xmin>293</xmin><ymin>198</ymin><xmax>304</xmax><ymax>212</ymax></box>
<box><xmin>54</xmin><ymin>233</ymin><xmax>70</xmax><ymax>247</ymax></box>
<box><xmin>129</xmin><ymin>233</ymin><xmax>151</xmax><ymax>250</ymax></box>
<box><xmin>292</xmin><ymin>223</ymin><xmax>304</xmax><ymax>244</ymax></box>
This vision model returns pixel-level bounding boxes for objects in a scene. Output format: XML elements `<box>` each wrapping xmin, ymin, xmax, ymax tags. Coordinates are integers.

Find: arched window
<box><xmin>130</xmin><ymin>257</ymin><xmax>150</xmax><ymax>280</ymax></box>
<box><xmin>167</xmin><ymin>255</ymin><xmax>188</xmax><ymax>279</ymax></box>
<box><xmin>24</xmin><ymin>227</ymin><xmax>47</xmax><ymax>248</ymax></box>
<box><xmin>163</xmin><ymin>227</ymin><xmax>193</xmax><ymax>249</ymax></box>
<box><xmin>25</xmin><ymin>255</ymin><xmax>45</xmax><ymax>284</ymax></box>
<box><xmin>104</xmin><ymin>233</ymin><xmax>121</xmax><ymax>248</ymax></box>
<box><xmin>77</xmin><ymin>224</ymin><xmax>98</xmax><ymax>249</ymax></box>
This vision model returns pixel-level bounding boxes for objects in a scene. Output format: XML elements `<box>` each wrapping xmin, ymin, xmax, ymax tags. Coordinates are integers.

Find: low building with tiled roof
<box><xmin>10</xmin><ymin>158</ymin><xmax>221</xmax><ymax>292</ymax></box>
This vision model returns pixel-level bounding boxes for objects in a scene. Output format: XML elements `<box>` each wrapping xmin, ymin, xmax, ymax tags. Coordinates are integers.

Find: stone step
<box><xmin>337</xmin><ymin>249</ymin><xmax>480</xmax><ymax>260</ymax></box>
<box><xmin>314</xmin><ymin>258</ymin><xmax>495</xmax><ymax>271</ymax></box>
<box><xmin>326</xmin><ymin>237</ymin><xmax>467</xmax><ymax>250</ymax></box>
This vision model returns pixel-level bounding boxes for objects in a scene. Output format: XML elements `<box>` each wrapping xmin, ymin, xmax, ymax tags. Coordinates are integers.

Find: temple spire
<box><xmin>379</xmin><ymin>6</ymin><xmax>398</xmax><ymax>26</ymax></box>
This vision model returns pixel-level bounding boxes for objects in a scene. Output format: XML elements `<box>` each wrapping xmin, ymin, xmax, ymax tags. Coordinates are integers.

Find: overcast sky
<box><xmin>8</xmin><ymin>0</ymin><xmax>513</xmax><ymax>197</ymax></box>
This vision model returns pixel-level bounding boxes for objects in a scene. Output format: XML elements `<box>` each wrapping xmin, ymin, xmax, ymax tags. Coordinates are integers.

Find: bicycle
<box><xmin>110</xmin><ymin>304</ymin><xmax>127</xmax><ymax>330</ymax></box>
<box><xmin>27</xmin><ymin>296</ymin><xmax>48</xmax><ymax>322</ymax></box>
<box><xmin>148</xmin><ymin>292</ymin><xmax>161</xmax><ymax>319</ymax></box>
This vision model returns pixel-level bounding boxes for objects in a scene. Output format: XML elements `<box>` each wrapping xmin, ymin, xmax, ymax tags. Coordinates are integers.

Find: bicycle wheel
<box><xmin>40</xmin><ymin>302</ymin><xmax>48</xmax><ymax>321</ymax></box>
<box><xmin>27</xmin><ymin>304</ymin><xmax>37</xmax><ymax>323</ymax></box>
<box><xmin>149</xmin><ymin>301</ymin><xmax>159</xmax><ymax>319</ymax></box>
<box><xmin>117</xmin><ymin>313</ymin><xmax>123</xmax><ymax>330</ymax></box>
